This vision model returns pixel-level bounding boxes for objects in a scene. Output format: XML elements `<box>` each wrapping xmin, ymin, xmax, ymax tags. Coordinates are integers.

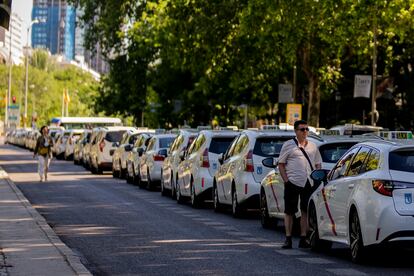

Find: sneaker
<box><xmin>44</xmin><ymin>175</ymin><xmax>48</xmax><ymax>182</ymax></box>
<box><xmin>281</xmin><ymin>238</ymin><xmax>292</xmax><ymax>249</ymax></box>
<box><xmin>298</xmin><ymin>237</ymin><xmax>310</xmax><ymax>248</ymax></box>
<box><xmin>40</xmin><ymin>177</ymin><xmax>43</xmax><ymax>182</ymax></box>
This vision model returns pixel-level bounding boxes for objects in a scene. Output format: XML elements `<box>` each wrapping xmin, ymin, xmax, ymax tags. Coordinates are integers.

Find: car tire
<box><xmin>260</xmin><ymin>190</ymin><xmax>277</xmax><ymax>229</ymax></box>
<box><xmin>309</xmin><ymin>202</ymin><xmax>332</xmax><ymax>252</ymax></box>
<box><xmin>232</xmin><ymin>187</ymin><xmax>243</xmax><ymax>218</ymax></box>
<box><xmin>112</xmin><ymin>165</ymin><xmax>119</xmax><ymax>178</ymax></box>
<box><xmin>213</xmin><ymin>183</ymin><xmax>223</xmax><ymax>213</ymax></box>
<box><xmin>176</xmin><ymin>181</ymin><xmax>185</xmax><ymax>204</ymax></box>
<box><xmin>190</xmin><ymin>181</ymin><xmax>200</xmax><ymax>208</ymax></box>
<box><xmin>161</xmin><ymin>172</ymin><xmax>168</xmax><ymax>196</ymax></box>
<box><xmin>119</xmin><ymin>161</ymin><xmax>125</xmax><ymax>179</ymax></box>
<box><xmin>96</xmin><ymin>163</ymin><xmax>103</xmax><ymax>175</ymax></box>
<box><xmin>171</xmin><ymin>176</ymin><xmax>176</xmax><ymax>200</ymax></box>
<box><xmin>350</xmin><ymin>210</ymin><xmax>367</xmax><ymax>263</ymax></box>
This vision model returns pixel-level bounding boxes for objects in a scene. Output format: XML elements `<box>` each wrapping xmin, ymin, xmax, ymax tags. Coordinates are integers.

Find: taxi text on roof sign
<box><xmin>379</xmin><ymin>131</ymin><xmax>413</xmax><ymax>140</ymax></box>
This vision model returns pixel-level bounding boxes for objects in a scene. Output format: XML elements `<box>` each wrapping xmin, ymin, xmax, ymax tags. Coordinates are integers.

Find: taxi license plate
<box><xmin>393</xmin><ymin>189</ymin><xmax>414</xmax><ymax>215</ymax></box>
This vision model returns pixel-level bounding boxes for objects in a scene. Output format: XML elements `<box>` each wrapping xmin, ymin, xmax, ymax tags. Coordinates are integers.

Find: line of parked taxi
<box><xmin>5</xmin><ymin>125</ymin><xmax>414</xmax><ymax>263</ymax></box>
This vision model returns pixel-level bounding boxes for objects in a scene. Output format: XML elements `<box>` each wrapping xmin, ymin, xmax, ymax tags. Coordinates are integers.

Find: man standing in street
<box><xmin>278</xmin><ymin>120</ymin><xmax>322</xmax><ymax>249</ymax></box>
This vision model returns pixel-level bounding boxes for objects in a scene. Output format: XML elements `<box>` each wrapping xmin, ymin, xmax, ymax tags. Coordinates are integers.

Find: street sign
<box><xmin>286</xmin><ymin>103</ymin><xmax>302</xmax><ymax>125</ymax></box>
<box><xmin>7</xmin><ymin>104</ymin><xmax>20</xmax><ymax>128</ymax></box>
<box><xmin>278</xmin><ymin>84</ymin><xmax>293</xmax><ymax>103</ymax></box>
<box><xmin>354</xmin><ymin>75</ymin><xmax>372</xmax><ymax>98</ymax></box>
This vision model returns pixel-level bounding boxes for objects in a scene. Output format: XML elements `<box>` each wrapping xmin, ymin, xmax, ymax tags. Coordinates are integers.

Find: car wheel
<box><xmin>232</xmin><ymin>188</ymin><xmax>243</xmax><ymax>218</ymax></box>
<box><xmin>126</xmin><ymin>170</ymin><xmax>133</xmax><ymax>184</ymax></box>
<box><xmin>112</xmin><ymin>165</ymin><xmax>119</xmax><ymax>178</ymax></box>
<box><xmin>308</xmin><ymin>202</ymin><xmax>332</xmax><ymax>251</ymax></box>
<box><xmin>190</xmin><ymin>181</ymin><xmax>200</xmax><ymax>208</ymax></box>
<box><xmin>213</xmin><ymin>183</ymin><xmax>223</xmax><ymax>212</ymax></box>
<box><xmin>161</xmin><ymin>172</ymin><xmax>168</xmax><ymax>196</ymax></box>
<box><xmin>119</xmin><ymin>161</ymin><xmax>125</xmax><ymax>179</ymax></box>
<box><xmin>350</xmin><ymin>210</ymin><xmax>367</xmax><ymax>263</ymax></box>
<box><xmin>96</xmin><ymin>164</ymin><xmax>103</xmax><ymax>175</ymax></box>
<box><xmin>146</xmin><ymin>169</ymin><xmax>153</xmax><ymax>190</ymax></box>
<box><xmin>260</xmin><ymin>190</ymin><xmax>277</xmax><ymax>229</ymax></box>
<box><xmin>176</xmin><ymin>182</ymin><xmax>185</xmax><ymax>204</ymax></box>
<box><xmin>171</xmin><ymin>176</ymin><xmax>176</xmax><ymax>199</ymax></box>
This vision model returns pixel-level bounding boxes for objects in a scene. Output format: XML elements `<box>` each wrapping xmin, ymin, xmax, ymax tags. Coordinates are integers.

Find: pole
<box><xmin>371</xmin><ymin>7</ymin><xmax>378</xmax><ymax>126</ymax></box>
<box><xmin>62</xmin><ymin>90</ymin><xmax>64</xmax><ymax>117</ymax></box>
<box><xmin>244</xmin><ymin>105</ymin><xmax>248</xmax><ymax>129</ymax></box>
<box><xmin>24</xmin><ymin>27</ymin><xmax>30</xmax><ymax>128</ymax></box>
<box><xmin>65</xmin><ymin>89</ymin><xmax>69</xmax><ymax>116</ymax></box>
<box><xmin>7</xmin><ymin>22</ymin><xmax>12</xmax><ymax>129</ymax></box>
<box><xmin>293</xmin><ymin>65</ymin><xmax>297</xmax><ymax>103</ymax></box>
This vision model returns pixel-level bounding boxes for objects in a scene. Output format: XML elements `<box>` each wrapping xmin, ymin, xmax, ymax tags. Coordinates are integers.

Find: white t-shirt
<box><xmin>278</xmin><ymin>138</ymin><xmax>322</xmax><ymax>187</ymax></box>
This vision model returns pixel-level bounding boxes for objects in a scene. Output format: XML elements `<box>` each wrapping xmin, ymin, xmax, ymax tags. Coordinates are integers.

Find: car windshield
<box><xmin>253</xmin><ymin>137</ymin><xmax>292</xmax><ymax>157</ymax></box>
<box><xmin>159</xmin><ymin>137</ymin><xmax>175</xmax><ymax>148</ymax></box>
<box><xmin>105</xmin><ymin>131</ymin><xmax>125</xmax><ymax>142</ymax></box>
<box><xmin>389</xmin><ymin>150</ymin><xmax>414</xmax><ymax>173</ymax></box>
<box><xmin>209</xmin><ymin>137</ymin><xmax>235</xmax><ymax>154</ymax></box>
<box><xmin>319</xmin><ymin>142</ymin><xmax>357</xmax><ymax>163</ymax></box>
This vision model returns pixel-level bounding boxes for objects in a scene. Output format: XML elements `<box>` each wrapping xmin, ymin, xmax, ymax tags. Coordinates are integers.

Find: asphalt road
<box><xmin>1</xmin><ymin>142</ymin><xmax>414</xmax><ymax>275</ymax></box>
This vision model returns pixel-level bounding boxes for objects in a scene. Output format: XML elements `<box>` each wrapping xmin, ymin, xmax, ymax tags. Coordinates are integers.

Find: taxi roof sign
<box><xmin>260</xmin><ymin>125</ymin><xmax>280</xmax><ymax>130</ymax></box>
<box><xmin>197</xmin><ymin>126</ymin><xmax>212</xmax><ymax>130</ymax></box>
<box><xmin>378</xmin><ymin>131</ymin><xmax>413</xmax><ymax>140</ymax></box>
<box><xmin>319</xmin><ymin>129</ymin><xmax>340</xmax><ymax>136</ymax></box>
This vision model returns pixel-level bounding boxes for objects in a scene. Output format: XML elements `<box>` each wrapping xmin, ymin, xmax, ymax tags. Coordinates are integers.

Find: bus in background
<box><xmin>329</xmin><ymin>124</ymin><xmax>384</xmax><ymax>136</ymax></box>
<box><xmin>50</xmin><ymin>117</ymin><xmax>122</xmax><ymax>130</ymax></box>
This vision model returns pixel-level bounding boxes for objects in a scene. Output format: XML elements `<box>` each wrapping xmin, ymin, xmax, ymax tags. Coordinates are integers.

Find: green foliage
<box><xmin>71</xmin><ymin>0</ymin><xmax>414</xmax><ymax>129</ymax></box>
<box><xmin>0</xmin><ymin>50</ymin><xmax>99</xmax><ymax>127</ymax></box>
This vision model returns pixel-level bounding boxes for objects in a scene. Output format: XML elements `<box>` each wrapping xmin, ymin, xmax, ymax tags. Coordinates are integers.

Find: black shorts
<box><xmin>284</xmin><ymin>180</ymin><xmax>313</xmax><ymax>215</ymax></box>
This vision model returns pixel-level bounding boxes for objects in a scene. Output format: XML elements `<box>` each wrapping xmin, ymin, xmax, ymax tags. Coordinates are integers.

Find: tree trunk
<box><xmin>307</xmin><ymin>75</ymin><xmax>320</xmax><ymax>128</ymax></box>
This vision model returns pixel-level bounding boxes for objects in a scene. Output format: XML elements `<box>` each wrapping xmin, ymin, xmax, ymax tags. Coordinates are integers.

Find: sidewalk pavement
<box><xmin>0</xmin><ymin>167</ymin><xmax>92</xmax><ymax>276</ymax></box>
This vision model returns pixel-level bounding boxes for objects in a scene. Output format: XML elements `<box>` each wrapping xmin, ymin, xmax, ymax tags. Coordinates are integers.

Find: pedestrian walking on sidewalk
<box><xmin>34</xmin><ymin>125</ymin><xmax>53</xmax><ymax>182</ymax></box>
<box><xmin>278</xmin><ymin>120</ymin><xmax>322</xmax><ymax>249</ymax></box>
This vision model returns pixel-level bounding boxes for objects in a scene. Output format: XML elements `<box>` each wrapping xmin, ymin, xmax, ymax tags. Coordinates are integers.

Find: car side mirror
<box><xmin>262</xmin><ymin>157</ymin><xmax>277</xmax><ymax>168</ymax></box>
<box><xmin>138</xmin><ymin>148</ymin><xmax>144</xmax><ymax>157</ymax></box>
<box><xmin>125</xmin><ymin>144</ymin><xmax>132</xmax><ymax>152</ymax></box>
<box><xmin>179</xmin><ymin>150</ymin><xmax>186</xmax><ymax>161</ymax></box>
<box><xmin>310</xmin><ymin>169</ymin><xmax>329</xmax><ymax>184</ymax></box>
<box><xmin>218</xmin><ymin>153</ymin><xmax>224</xmax><ymax>165</ymax></box>
<box><xmin>112</xmin><ymin>142</ymin><xmax>119</xmax><ymax>147</ymax></box>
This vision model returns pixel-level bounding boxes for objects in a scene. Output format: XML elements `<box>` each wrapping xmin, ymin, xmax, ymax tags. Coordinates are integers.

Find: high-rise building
<box><xmin>31</xmin><ymin>0</ymin><xmax>76</xmax><ymax>61</ymax></box>
<box><xmin>0</xmin><ymin>13</ymin><xmax>24</xmax><ymax>65</ymax></box>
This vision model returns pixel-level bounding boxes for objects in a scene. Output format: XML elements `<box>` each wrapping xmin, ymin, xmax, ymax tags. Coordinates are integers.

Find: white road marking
<box><xmin>326</xmin><ymin>268</ymin><xmax>367</xmax><ymax>276</ymax></box>
<box><xmin>298</xmin><ymin>257</ymin><xmax>334</xmax><ymax>264</ymax></box>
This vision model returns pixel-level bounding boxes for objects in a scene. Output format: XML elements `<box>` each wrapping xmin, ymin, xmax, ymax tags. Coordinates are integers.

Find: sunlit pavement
<box><xmin>1</xmin><ymin>139</ymin><xmax>414</xmax><ymax>275</ymax></box>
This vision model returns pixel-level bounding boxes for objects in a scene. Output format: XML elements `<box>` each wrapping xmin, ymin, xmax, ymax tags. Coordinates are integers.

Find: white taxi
<box><xmin>176</xmin><ymin>129</ymin><xmax>239</xmax><ymax>207</ymax></box>
<box><xmin>307</xmin><ymin>136</ymin><xmax>414</xmax><ymax>262</ymax></box>
<box><xmin>126</xmin><ymin>133</ymin><xmax>153</xmax><ymax>184</ymax></box>
<box><xmin>161</xmin><ymin>129</ymin><xmax>198</xmax><ymax>197</ymax></box>
<box><xmin>53</xmin><ymin>130</ymin><xmax>71</xmax><ymax>159</ymax></box>
<box><xmin>89</xmin><ymin>126</ymin><xmax>136</xmax><ymax>174</ymax></box>
<box><xmin>73</xmin><ymin>130</ymin><xmax>91</xmax><ymax>165</ymax></box>
<box><xmin>259</xmin><ymin>134</ymin><xmax>381</xmax><ymax>228</ymax></box>
<box><xmin>64</xmin><ymin>129</ymin><xmax>85</xmax><ymax>160</ymax></box>
<box><xmin>139</xmin><ymin>133</ymin><xmax>176</xmax><ymax>190</ymax></box>
<box><xmin>111</xmin><ymin>128</ymin><xmax>140</xmax><ymax>178</ymax></box>
<box><xmin>214</xmin><ymin>129</ymin><xmax>296</xmax><ymax>217</ymax></box>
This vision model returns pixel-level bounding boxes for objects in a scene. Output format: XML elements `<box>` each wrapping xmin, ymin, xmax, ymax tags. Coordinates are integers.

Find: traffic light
<box><xmin>12</xmin><ymin>95</ymin><xmax>16</xmax><ymax>104</ymax></box>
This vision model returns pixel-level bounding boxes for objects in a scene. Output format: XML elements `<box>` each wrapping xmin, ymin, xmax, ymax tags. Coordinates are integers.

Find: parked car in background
<box><xmin>89</xmin><ymin>126</ymin><xmax>137</xmax><ymax>174</ymax></box>
<box><xmin>82</xmin><ymin>128</ymin><xmax>102</xmax><ymax>169</ymax></box>
<box><xmin>64</xmin><ymin>129</ymin><xmax>85</xmax><ymax>160</ymax></box>
<box><xmin>139</xmin><ymin>133</ymin><xmax>176</xmax><ymax>190</ymax></box>
<box><xmin>161</xmin><ymin>129</ymin><xmax>198</xmax><ymax>197</ymax></box>
<box><xmin>176</xmin><ymin>129</ymin><xmax>239</xmax><ymax>207</ymax></box>
<box><xmin>125</xmin><ymin>133</ymin><xmax>154</xmax><ymax>184</ymax></box>
<box><xmin>53</xmin><ymin>130</ymin><xmax>71</xmax><ymax>159</ymax></box>
<box><xmin>74</xmin><ymin>130</ymin><xmax>92</xmax><ymax>165</ymax></box>
<box><xmin>214</xmin><ymin>129</ymin><xmax>296</xmax><ymax>217</ymax></box>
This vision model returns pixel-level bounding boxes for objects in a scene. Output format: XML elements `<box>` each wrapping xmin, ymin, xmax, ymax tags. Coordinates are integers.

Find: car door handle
<box><xmin>348</xmin><ymin>184</ymin><xmax>355</xmax><ymax>189</ymax></box>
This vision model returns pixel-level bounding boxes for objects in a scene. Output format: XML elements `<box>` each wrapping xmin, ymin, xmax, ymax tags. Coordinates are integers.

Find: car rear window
<box><xmin>159</xmin><ymin>137</ymin><xmax>175</xmax><ymax>148</ymax></box>
<box><xmin>253</xmin><ymin>137</ymin><xmax>292</xmax><ymax>157</ymax></box>
<box><xmin>209</xmin><ymin>137</ymin><xmax>235</xmax><ymax>154</ymax></box>
<box><xmin>105</xmin><ymin>131</ymin><xmax>125</xmax><ymax>142</ymax></box>
<box><xmin>389</xmin><ymin>150</ymin><xmax>414</xmax><ymax>173</ymax></box>
<box><xmin>319</xmin><ymin>142</ymin><xmax>358</xmax><ymax>163</ymax></box>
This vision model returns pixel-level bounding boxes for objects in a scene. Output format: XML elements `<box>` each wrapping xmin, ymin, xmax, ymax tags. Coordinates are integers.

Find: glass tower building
<box><xmin>31</xmin><ymin>0</ymin><xmax>76</xmax><ymax>61</ymax></box>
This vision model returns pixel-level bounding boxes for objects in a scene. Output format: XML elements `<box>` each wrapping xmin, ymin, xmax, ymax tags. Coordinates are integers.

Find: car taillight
<box><xmin>99</xmin><ymin>140</ymin><xmax>105</xmax><ymax>152</ymax></box>
<box><xmin>154</xmin><ymin>150</ymin><xmax>165</xmax><ymax>161</ymax></box>
<box><xmin>244</xmin><ymin>150</ymin><xmax>254</xmax><ymax>172</ymax></box>
<box><xmin>200</xmin><ymin>148</ymin><xmax>210</xmax><ymax>168</ymax></box>
<box><xmin>372</xmin><ymin>180</ymin><xmax>393</xmax><ymax>197</ymax></box>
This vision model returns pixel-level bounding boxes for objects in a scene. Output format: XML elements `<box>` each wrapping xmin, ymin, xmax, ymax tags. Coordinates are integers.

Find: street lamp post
<box><xmin>24</xmin><ymin>19</ymin><xmax>42</xmax><ymax>128</ymax></box>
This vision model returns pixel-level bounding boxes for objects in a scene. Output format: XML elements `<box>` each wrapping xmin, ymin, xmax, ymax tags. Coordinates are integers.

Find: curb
<box><xmin>0</xmin><ymin>168</ymin><xmax>92</xmax><ymax>276</ymax></box>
